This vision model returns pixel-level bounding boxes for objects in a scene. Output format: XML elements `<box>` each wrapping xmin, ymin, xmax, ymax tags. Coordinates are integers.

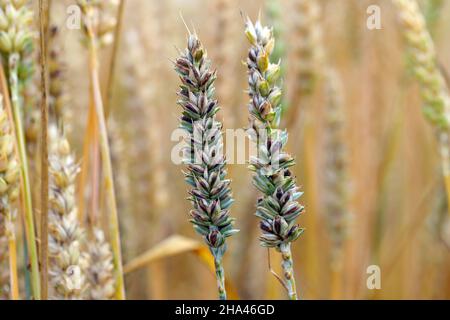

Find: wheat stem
<box><xmin>38</xmin><ymin>0</ymin><xmax>50</xmax><ymax>300</ymax></box>
<box><xmin>280</xmin><ymin>243</ymin><xmax>298</xmax><ymax>300</ymax></box>
<box><xmin>7</xmin><ymin>220</ymin><xmax>19</xmax><ymax>299</ymax></box>
<box><xmin>87</xmin><ymin>31</ymin><xmax>125</xmax><ymax>300</ymax></box>
<box><xmin>104</xmin><ymin>0</ymin><xmax>125</xmax><ymax>119</ymax></box>
<box><xmin>8</xmin><ymin>53</ymin><xmax>40</xmax><ymax>300</ymax></box>
<box><xmin>214</xmin><ymin>256</ymin><xmax>226</xmax><ymax>300</ymax></box>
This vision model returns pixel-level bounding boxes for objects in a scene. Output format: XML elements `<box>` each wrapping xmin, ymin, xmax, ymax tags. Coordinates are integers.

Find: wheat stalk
<box><xmin>0</xmin><ymin>0</ymin><xmax>41</xmax><ymax>299</ymax></box>
<box><xmin>174</xmin><ymin>31</ymin><xmax>238</xmax><ymax>300</ymax></box>
<box><xmin>244</xmin><ymin>16</ymin><xmax>304</xmax><ymax>300</ymax></box>
<box><xmin>77</xmin><ymin>0</ymin><xmax>125</xmax><ymax>299</ymax></box>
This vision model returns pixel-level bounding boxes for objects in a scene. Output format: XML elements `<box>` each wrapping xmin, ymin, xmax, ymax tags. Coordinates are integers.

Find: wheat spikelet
<box><xmin>48</xmin><ymin>127</ymin><xmax>87</xmax><ymax>299</ymax></box>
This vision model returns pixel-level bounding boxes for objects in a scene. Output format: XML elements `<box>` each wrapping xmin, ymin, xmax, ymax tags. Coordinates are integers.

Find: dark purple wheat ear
<box><xmin>174</xmin><ymin>31</ymin><xmax>238</xmax><ymax>300</ymax></box>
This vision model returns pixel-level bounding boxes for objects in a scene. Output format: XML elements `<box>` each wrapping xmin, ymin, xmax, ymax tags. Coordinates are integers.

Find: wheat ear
<box><xmin>48</xmin><ymin>127</ymin><xmax>87</xmax><ymax>299</ymax></box>
<box><xmin>393</xmin><ymin>0</ymin><xmax>450</xmax><ymax>217</ymax></box>
<box><xmin>85</xmin><ymin>228</ymin><xmax>115</xmax><ymax>300</ymax></box>
<box><xmin>244</xmin><ymin>17</ymin><xmax>304</xmax><ymax>300</ymax></box>
<box><xmin>174</xmin><ymin>32</ymin><xmax>238</xmax><ymax>300</ymax></box>
<box><xmin>286</xmin><ymin>0</ymin><xmax>323</xmax><ymax>129</ymax></box>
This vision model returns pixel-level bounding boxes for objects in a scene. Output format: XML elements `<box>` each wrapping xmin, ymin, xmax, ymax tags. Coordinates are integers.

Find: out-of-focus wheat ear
<box><xmin>393</xmin><ymin>0</ymin><xmax>450</xmax><ymax>218</ymax></box>
<box><xmin>424</xmin><ymin>0</ymin><xmax>445</xmax><ymax>37</ymax></box>
<box><xmin>212</xmin><ymin>0</ymin><xmax>238</xmax><ymax>129</ymax></box>
<box><xmin>47</xmin><ymin>25</ymin><xmax>69</xmax><ymax>132</ymax></box>
<box><xmin>286</xmin><ymin>0</ymin><xmax>324</xmax><ymax>129</ymax></box>
<box><xmin>85</xmin><ymin>228</ymin><xmax>115</xmax><ymax>300</ymax></box>
<box><xmin>322</xmin><ymin>69</ymin><xmax>351</xmax><ymax>299</ymax></box>
<box><xmin>48</xmin><ymin>127</ymin><xmax>88</xmax><ymax>299</ymax></box>
<box><xmin>0</xmin><ymin>0</ymin><xmax>41</xmax><ymax>300</ymax></box>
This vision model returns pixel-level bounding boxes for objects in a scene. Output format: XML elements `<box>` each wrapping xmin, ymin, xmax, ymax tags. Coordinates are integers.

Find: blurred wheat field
<box><xmin>0</xmin><ymin>0</ymin><xmax>450</xmax><ymax>300</ymax></box>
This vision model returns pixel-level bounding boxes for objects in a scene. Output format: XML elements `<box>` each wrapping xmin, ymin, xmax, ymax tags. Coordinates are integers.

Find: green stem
<box><xmin>214</xmin><ymin>256</ymin><xmax>227</xmax><ymax>300</ymax></box>
<box><xmin>8</xmin><ymin>53</ymin><xmax>41</xmax><ymax>300</ymax></box>
<box><xmin>279</xmin><ymin>242</ymin><xmax>298</xmax><ymax>300</ymax></box>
